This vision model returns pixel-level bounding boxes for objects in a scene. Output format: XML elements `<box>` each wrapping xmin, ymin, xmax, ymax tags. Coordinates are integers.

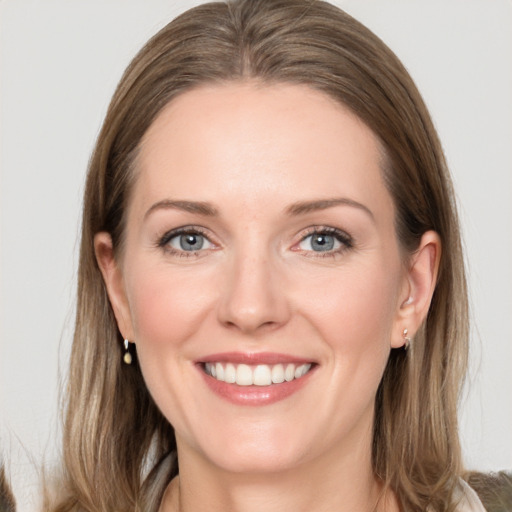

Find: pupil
<box><xmin>312</xmin><ymin>234</ymin><xmax>334</xmax><ymax>251</ymax></box>
<box><xmin>180</xmin><ymin>234</ymin><xmax>203</xmax><ymax>250</ymax></box>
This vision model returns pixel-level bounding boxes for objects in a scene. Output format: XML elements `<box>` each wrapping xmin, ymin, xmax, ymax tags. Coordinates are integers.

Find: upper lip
<box><xmin>198</xmin><ymin>352</ymin><xmax>315</xmax><ymax>365</ymax></box>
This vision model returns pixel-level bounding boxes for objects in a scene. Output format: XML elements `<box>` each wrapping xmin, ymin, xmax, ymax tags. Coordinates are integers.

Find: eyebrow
<box><xmin>144</xmin><ymin>197</ymin><xmax>373</xmax><ymax>221</ymax></box>
<box><xmin>144</xmin><ymin>199</ymin><xmax>219</xmax><ymax>220</ymax></box>
<box><xmin>285</xmin><ymin>197</ymin><xmax>374</xmax><ymax>219</ymax></box>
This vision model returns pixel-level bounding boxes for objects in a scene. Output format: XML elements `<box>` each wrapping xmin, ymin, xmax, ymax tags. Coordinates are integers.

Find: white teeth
<box><xmin>271</xmin><ymin>364</ymin><xmax>285</xmax><ymax>384</ymax></box>
<box><xmin>253</xmin><ymin>364</ymin><xmax>272</xmax><ymax>386</ymax></box>
<box><xmin>204</xmin><ymin>361</ymin><xmax>312</xmax><ymax>386</ymax></box>
<box><xmin>294</xmin><ymin>363</ymin><xmax>311</xmax><ymax>378</ymax></box>
<box><xmin>236</xmin><ymin>364</ymin><xmax>253</xmax><ymax>386</ymax></box>
<box><xmin>285</xmin><ymin>363</ymin><xmax>295</xmax><ymax>382</ymax></box>
<box><xmin>215</xmin><ymin>362</ymin><xmax>224</xmax><ymax>381</ymax></box>
<box><xmin>225</xmin><ymin>363</ymin><xmax>236</xmax><ymax>383</ymax></box>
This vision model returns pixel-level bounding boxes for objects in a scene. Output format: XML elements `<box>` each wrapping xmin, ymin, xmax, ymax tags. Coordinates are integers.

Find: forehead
<box><xmin>134</xmin><ymin>82</ymin><xmax>391</xmax><ymax>217</ymax></box>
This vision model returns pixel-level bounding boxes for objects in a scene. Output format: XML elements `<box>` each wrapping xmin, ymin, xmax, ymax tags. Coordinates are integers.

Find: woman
<box><xmin>43</xmin><ymin>0</ymin><xmax>485</xmax><ymax>510</ymax></box>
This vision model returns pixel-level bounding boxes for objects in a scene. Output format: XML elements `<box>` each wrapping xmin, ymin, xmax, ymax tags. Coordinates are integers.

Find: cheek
<box><xmin>296</xmin><ymin>261</ymin><xmax>401</xmax><ymax>428</ymax></box>
<box><xmin>124</xmin><ymin>262</ymin><xmax>216</xmax><ymax>429</ymax></box>
<box><xmin>125</xmin><ymin>263</ymin><xmax>215</xmax><ymax>376</ymax></box>
<box><xmin>298</xmin><ymin>261</ymin><xmax>400</xmax><ymax>354</ymax></box>
<box><xmin>294</xmin><ymin>258</ymin><xmax>401</xmax><ymax>422</ymax></box>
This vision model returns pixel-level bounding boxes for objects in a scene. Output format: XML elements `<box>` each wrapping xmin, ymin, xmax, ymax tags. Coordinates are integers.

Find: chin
<box><xmin>206</xmin><ymin>444</ymin><xmax>305</xmax><ymax>475</ymax></box>
<box><xmin>181</xmin><ymin>419</ymin><xmax>312</xmax><ymax>475</ymax></box>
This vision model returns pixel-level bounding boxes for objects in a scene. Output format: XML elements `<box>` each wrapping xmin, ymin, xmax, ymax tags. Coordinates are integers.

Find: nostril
<box><xmin>223</xmin><ymin>318</ymin><xmax>281</xmax><ymax>334</ymax></box>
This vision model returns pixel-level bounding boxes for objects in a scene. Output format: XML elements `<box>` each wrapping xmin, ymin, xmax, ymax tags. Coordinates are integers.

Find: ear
<box><xmin>391</xmin><ymin>230</ymin><xmax>441</xmax><ymax>348</ymax></box>
<box><xmin>94</xmin><ymin>232</ymin><xmax>135</xmax><ymax>342</ymax></box>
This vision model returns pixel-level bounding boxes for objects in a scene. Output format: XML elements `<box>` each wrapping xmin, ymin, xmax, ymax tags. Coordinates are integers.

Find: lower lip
<box><xmin>198</xmin><ymin>365</ymin><xmax>315</xmax><ymax>406</ymax></box>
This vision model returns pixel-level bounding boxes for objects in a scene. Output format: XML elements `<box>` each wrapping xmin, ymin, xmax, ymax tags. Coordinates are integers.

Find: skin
<box><xmin>95</xmin><ymin>82</ymin><xmax>440</xmax><ymax>512</ymax></box>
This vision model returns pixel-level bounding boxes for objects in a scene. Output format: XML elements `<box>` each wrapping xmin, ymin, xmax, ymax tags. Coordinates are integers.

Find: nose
<box><xmin>217</xmin><ymin>248</ymin><xmax>291</xmax><ymax>334</ymax></box>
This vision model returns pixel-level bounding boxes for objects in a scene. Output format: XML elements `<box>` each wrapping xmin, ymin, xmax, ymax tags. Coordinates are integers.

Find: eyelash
<box><xmin>157</xmin><ymin>226</ymin><xmax>214</xmax><ymax>258</ymax></box>
<box><xmin>156</xmin><ymin>225</ymin><xmax>354</xmax><ymax>258</ymax></box>
<box><xmin>294</xmin><ymin>226</ymin><xmax>353</xmax><ymax>258</ymax></box>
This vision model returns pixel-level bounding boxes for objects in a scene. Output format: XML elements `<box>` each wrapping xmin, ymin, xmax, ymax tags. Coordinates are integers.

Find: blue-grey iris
<box><xmin>180</xmin><ymin>234</ymin><xmax>204</xmax><ymax>251</ymax></box>
<box><xmin>311</xmin><ymin>234</ymin><xmax>334</xmax><ymax>251</ymax></box>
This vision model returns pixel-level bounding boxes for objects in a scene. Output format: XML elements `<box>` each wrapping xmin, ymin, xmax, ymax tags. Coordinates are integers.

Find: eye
<box><xmin>169</xmin><ymin>232</ymin><xmax>212</xmax><ymax>251</ymax></box>
<box><xmin>159</xmin><ymin>228</ymin><xmax>215</xmax><ymax>254</ymax></box>
<box><xmin>297</xmin><ymin>228</ymin><xmax>352</xmax><ymax>254</ymax></box>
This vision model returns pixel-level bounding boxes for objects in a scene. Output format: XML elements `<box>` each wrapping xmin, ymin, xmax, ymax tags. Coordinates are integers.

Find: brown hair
<box><xmin>0</xmin><ymin>466</ymin><xmax>16</xmax><ymax>512</ymax></box>
<box><xmin>50</xmin><ymin>1</ymin><xmax>468</xmax><ymax>510</ymax></box>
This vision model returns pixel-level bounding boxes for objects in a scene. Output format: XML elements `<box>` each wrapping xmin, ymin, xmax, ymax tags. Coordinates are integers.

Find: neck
<box><xmin>159</xmin><ymin>429</ymin><xmax>398</xmax><ymax>512</ymax></box>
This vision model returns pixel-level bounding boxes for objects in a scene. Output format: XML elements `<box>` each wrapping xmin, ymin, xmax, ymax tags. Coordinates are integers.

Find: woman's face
<box><xmin>101</xmin><ymin>83</ymin><xmax>415</xmax><ymax>474</ymax></box>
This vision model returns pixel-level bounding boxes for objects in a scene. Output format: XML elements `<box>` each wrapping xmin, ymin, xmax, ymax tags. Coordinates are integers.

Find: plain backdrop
<box><xmin>1</xmin><ymin>1</ymin><xmax>511</xmax><ymax>510</ymax></box>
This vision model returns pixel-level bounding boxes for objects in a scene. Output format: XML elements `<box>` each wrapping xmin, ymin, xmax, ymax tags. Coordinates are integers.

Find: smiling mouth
<box><xmin>203</xmin><ymin>362</ymin><xmax>313</xmax><ymax>387</ymax></box>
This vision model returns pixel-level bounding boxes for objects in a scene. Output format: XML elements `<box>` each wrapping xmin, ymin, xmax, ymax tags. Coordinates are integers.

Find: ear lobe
<box><xmin>94</xmin><ymin>232</ymin><xmax>134</xmax><ymax>341</ymax></box>
<box><xmin>391</xmin><ymin>230</ymin><xmax>441</xmax><ymax>348</ymax></box>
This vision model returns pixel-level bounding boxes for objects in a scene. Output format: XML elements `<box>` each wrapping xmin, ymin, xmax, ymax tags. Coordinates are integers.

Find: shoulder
<box><xmin>455</xmin><ymin>479</ymin><xmax>487</xmax><ymax>512</ymax></box>
<box><xmin>463</xmin><ymin>471</ymin><xmax>512</xmax><ymax>512</ymax></box>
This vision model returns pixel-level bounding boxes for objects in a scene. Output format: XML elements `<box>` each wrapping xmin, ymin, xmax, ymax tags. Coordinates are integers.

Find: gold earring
<box><xmin>403</xmin><ymin>329</ymin><xmax>412</xmax><ymax>350</ymax></box>
<box><xmin>123</xmin><ymin>339</ymin><xmax>133</xmax><ymax>365</ymax></box>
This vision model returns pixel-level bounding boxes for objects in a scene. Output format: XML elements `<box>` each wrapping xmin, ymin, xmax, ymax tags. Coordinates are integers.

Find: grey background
<box><xmin>1</xmin><ymin>1</ymin><xmax>511</xmax><ymax>510</ymax></box>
